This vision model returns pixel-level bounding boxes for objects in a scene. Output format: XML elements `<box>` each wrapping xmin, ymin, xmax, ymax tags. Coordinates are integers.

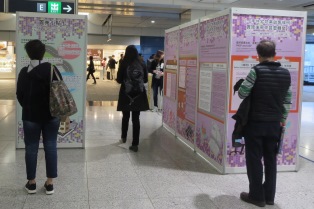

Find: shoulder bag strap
<box><xmin>51</xmin><ymin>64</ymin><xmax>61</xmax><ymax>82</ymax></box>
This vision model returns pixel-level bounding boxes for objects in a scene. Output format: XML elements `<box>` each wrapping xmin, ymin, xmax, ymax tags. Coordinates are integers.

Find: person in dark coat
<box><xmin>16</xmin><ymin>39</ymin><xmax>62</xmax><ymax>195</ymax></box>
<box><xmin>119</xmin><ymin>53</ymin><xmax>124</xmax><ymax>66</ymax></box>
<box><xmin>116</xmin><ymin>45</ymin><xmax>149</xmax><ymax>152</ymax></box>
<box><xmin>149</xmin><ymin>50</ymin><xmax>164</xmax><ymax>111</ymax></box>
<box><xmin>108</xmin><ymin>55</ymin><xmax>118</xmax><ymax>80</ymax></box>
<box><xmin>86</xmin><ymin>56</ymin><xmax>96</xmax><ymax>84</ymax></box>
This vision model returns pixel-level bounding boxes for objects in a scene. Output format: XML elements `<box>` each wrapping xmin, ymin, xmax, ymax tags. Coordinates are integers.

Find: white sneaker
<box><xmin>152</xmin><ymin>106</ymin><xmax>158</xmax><ymax>112</ymax></box>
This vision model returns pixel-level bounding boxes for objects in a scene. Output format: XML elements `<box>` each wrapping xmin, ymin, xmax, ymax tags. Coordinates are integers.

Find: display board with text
<box><xmin>163</xmin><ymin>27</ymin><xmax>179</xmax><ymax>133</ymax></box>
<box><xmin>176</xmin><ymin>21</ymin><xmax>199</xmax><ymax>146</ymax></box>
<box><xmin>226</xmin><ymin>9</ymin><xmax>306</xmax><ymax>172</ymax></box>
<box><xmin>163</xmin><ymin>8</ymin><xmax>306</xmax><ymax>173</ymax></box>
<box><xmin>195</xmin><ymin>13</ymin><xmax>230</xmax><ymax>171</ymax></box>
<box><xmin>16</xmin><ymin>12</ymin><xmax>87</xmax><ymax>148</ymax></box>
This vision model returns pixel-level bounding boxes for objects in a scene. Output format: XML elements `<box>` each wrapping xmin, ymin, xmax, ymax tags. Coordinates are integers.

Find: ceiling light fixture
<box><xmin>78</xmin><ymin>12</ymin><xmax>89</xmax><ymax>16</ymax></box>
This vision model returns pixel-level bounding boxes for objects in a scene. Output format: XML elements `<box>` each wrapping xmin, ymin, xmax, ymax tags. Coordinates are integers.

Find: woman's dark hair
<box><xmin>154</xmin><ymin>50</ymin><xmax>164</xmax><ymax>61</ymax></box>
<box><xmin>256</xmin><ymin>40</ymin><xmax>276</xmax><ymax>58</ymax></box>
<box><xmin>24</xmin><ymin>39</ymin><xmax>45</xmax><ymax>60</ymax></box>
<box><xmin>89</xmin><ymin>56</ymin><xmax>93</xmax><ymax>60</ymax></box>
<box><xmin>123</xmin><ymin>45</ymin><xmax>139</xmax><ymax>64</ymax></box>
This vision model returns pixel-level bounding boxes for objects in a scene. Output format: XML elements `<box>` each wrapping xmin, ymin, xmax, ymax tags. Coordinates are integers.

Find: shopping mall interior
<box><xmin>1</xmin><ymin>0</ymin><xmax>314</xmax><ymax>209</ymax></box>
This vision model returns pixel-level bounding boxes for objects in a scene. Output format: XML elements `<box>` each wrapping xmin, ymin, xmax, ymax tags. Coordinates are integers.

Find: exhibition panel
<box><xmin>195</xmin><ymin>11</ymin><xmax>230</xmax><ymax>172</ymax></box>
<box><xmin>163</xmin><ymin>8</ymin><xmax>307</xmax><ymax>173</ymax></box>
<box><xmin>226</xmin><ymin>8</ymin><xmax>306</xmax><ymax>173</ymax></box>
<box><xmin>15</xmin><ymin>12</ymin><xmax>87</xmax><ymax>148</ymax></box>
<box><xmin>176</xmin><ymin>20</ymin><xmax>199</xmax><ymax>148</ymax></box>
<box><xmin>163</xmin><ymin>26</ymin><xmax>179</xmax><ymax>134</ymax></box>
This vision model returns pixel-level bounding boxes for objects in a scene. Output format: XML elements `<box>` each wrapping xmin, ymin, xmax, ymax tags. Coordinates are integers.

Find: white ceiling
<box><xmin>78</xmin><ymin>0</ymin><xmax>314</xmax><ymax>29</ymax></box>
<box><xmin>0</xmin><ymin>0</ymin><xmax>313</xmax><ymax>29</ymax></box>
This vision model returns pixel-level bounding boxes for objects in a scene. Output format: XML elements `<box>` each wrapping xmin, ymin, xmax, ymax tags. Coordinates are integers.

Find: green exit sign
<box><xmin>48</xmin><ymin>1</ymin><xmax>61</xmax><ymax>14</ymax></box>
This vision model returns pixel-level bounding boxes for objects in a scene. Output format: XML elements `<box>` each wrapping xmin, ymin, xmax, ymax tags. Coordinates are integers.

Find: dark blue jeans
<box><xmin>153</xmin><ymin>78</ymin><xmax>163</xmax><ymax>107</ymax></box>
<box><xmin>23</xmin><ymin>118</ymin><xmax>60</xmax><ymax>180</ymax></box>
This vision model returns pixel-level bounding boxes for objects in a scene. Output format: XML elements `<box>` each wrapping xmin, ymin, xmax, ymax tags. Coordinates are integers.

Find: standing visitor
<box><xmin>119</xmin><ymin>53</ymin><xmax>124</xmax><ymax>66</ymax></box>
<box><xmin>16</xmin><ymin>39</ymin><xmax>62</xmax><ymax>195</ymax></box>
<box><xmin>238</xmin><ymin>40</ymin><xmax>291</xmax><ymax>207</ymax></box>
<box><xmin>116</xmin><ymin>45</ymin><xmax>149</xmax><ymax>152</ymax></box>
<box><xmin>149</xmin><ymin>50</ymin><xmax>164</xmax><ymax>112</ymax></box>
<box><xmin>101</xmin><ymin>57</ymin><xmax>107</xmax><ymax>80</ymax></box>
<box><xmin>108</xmin><ymin>55</ymin><xmax>118</xmax><ymax>80</ymax></box>
<box><xmin>138</xmin><ymin>53</ymin><xmax>146</xmax><ymax>67</ymax></box>
<box><xmin>86</xmin><ymin>56</ymin><xmax>96</xmax><ymax>84</ymax></box>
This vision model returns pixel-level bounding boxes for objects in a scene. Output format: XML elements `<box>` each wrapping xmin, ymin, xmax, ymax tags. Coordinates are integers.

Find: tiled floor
<box><xmin>0</xmin><ymin>80</ymin><xmax>314</xmax><ymax>209</ymax></box>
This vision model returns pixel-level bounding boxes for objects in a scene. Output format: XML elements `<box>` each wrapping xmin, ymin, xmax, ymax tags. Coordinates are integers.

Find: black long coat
<box><xmin>116</xmin><ymin>60</ymin><xmax>149</xmax><ymax>112</ymax></box>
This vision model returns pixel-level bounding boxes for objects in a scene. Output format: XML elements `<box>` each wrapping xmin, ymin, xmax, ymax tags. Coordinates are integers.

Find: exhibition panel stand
<box><xmin>16</xmin><ymin>12</ymin><xmax>88</xmax><ymax>148</ymax></box>
<box><xmin>163</xmin><ymin>8</ymin><xmax>307</xmax><ymax>173</ymax></box>
<box><xmin>195</xmin><ymin>10</ymin><xmax>230</xmax><ymax>173</ymax></box>
<box><xmin>163</xmin><ymin>26</ymin><xmax>180</xmax><ymax>135</ymax></box>
<box><xmin>176</xmin><ymin>19</ymin><xmax>199</xmax><ymax>149</ymax></box>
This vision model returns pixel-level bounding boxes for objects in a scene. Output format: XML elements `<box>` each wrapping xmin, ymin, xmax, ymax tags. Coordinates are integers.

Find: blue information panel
<box><xmin>8</xmin><ymin>0</ymin><xmax>75</xmax><ymax>14</ymax></box>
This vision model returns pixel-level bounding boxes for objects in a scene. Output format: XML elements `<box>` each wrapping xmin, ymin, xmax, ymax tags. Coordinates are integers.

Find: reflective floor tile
<box><xmin>152</xmin><ymin>195</ymin><xmax>218</xmax><ymax>209</ymax></box>
<box><xmin>36</xmin><ymin>162</ymin><xmax>87</xmax><ymax>180</ymax></box>
<box><xmin>88</xmin><ymin>178</ymin><xmax>148</xmax><ymax>201</ymax></box>
<box><xmin>89</xmin><ymin>199</ymin><xmax>154</xmax><ymax>209</ymax></box>
<box><xmin>23</xmin><ymin>200</ymin><xmax>89</xmax><ymax>209</ymax></box>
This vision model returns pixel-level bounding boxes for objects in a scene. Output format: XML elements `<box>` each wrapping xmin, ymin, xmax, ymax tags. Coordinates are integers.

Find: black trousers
<box><xmin>244</xmin><ymin>121</ymin><xmax>281</xmax><ymax>202</ymax></box>
<box><xmin>153</xmin><ymin>78</ymin><xmax>163</xmax><ymax>107</ymax></box>
<box><xmin>122</xmin><ymin>111</ymin><xmax>140</xmax><ymax>146</ymax></box>
<box><xmin>86</xmin><ymin>72</ymin><xmax>96</xmax><ymax>83</ymax></box>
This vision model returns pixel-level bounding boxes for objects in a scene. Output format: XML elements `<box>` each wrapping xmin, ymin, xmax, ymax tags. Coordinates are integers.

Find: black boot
<box><xmin>129</xmin><ymin>145</ymin><xmax>138</xmax><ymax>152</ymax></box>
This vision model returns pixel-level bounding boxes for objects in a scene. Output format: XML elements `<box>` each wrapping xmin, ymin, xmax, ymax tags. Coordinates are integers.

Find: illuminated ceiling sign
<box><xmin>8</xmin><ymin>0</ymin><xmax>75</xmax><ymax>14</ymax></box>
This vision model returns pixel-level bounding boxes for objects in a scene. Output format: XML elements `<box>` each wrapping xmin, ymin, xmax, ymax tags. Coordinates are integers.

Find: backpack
<box><xmin>124</xmin><ymin>61</ymin><xmax>145</xmax><ymax>104</ymax></box>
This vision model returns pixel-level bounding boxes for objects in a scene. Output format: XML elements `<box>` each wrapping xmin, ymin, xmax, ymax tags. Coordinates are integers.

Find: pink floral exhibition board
<box><xmin>163</xmin><ymin>29</ymin><xmax>179</xmax><ymax>131</ymax></box>
<box><xmin>16</xmin><ymin>13</ymin><xmax>87</xmax><ymax>148</ymax></box>
<box><xmin>196</xmin><ymin>15</ymin><xmax>229</xmax><ymax>167</ymax></box>
<box><xmin>227</xmin><ymin>13</ymin><xmax>305</xmax><ymax>167</ymax></box>
<box><xmin>177</xmin><ymin>23</ymin><xmax>198</xmax><ymax>144</ymax></box>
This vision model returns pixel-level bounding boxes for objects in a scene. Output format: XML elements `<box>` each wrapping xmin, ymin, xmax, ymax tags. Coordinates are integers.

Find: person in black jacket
<box><xmin>16</xmin><ymin>40</ymin><xmax>63</xmax><ymax>195</ymax></box>
<box><xmin>116</xmin><ymin>45</ymin><xmax>149</xmax><ymax>152</ymax></box>
<box><xmin>118</xmin><ymin>53</ymin><xmax>124</xmax><ymax>66</ymax></box>
<box><xmin>86</xmin><ymin>56</ymin><xmax>96</xmax><ymax>84</ymax></box>
<box><xmin>108</xmin><ymin>55</ymin><xmax>118</xmax><ymax>80</ymax></box>
<box><xmin>149</xmin><ymin>50</ymin><xmax>164</xmax><ymax>111</ymax></box>
<box><xmin>238</xmin><ymin>40</ymin><xmax>291</xmax><ymax>207</ymax></box>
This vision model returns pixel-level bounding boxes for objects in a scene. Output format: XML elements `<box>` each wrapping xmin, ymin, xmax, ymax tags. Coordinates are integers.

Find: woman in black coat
<box><xmin>86</xmin><ymin>56</ymin><xmax>96</xmax><ymax>84</ymax></box>
<box><xmin>116</xmin><ymin>45</ymin><xmax>149</xmax><ymax>152</ymax></box>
